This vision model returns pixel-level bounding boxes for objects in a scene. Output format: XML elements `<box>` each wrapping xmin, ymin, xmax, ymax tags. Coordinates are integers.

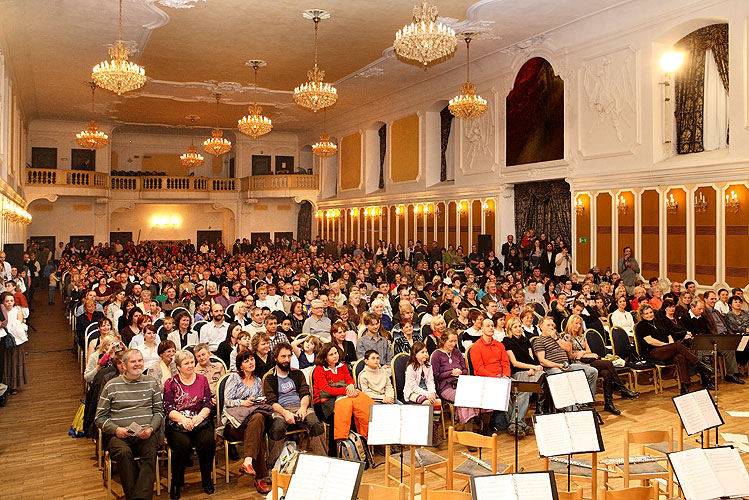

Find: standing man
<box><xmin>199</xmin><ymin>303</ymin><xmax>228</xmax><ymax>352</ymax></box>
<box><xmin>501</xmin><ymin>235</ymin><xmax>517</xmax><ymax>259</ymax></box>
<box><xmin>95</xmin><ymin>350</ymin><xmax>163</xmax><ymax>500</ymax></box>
<box><xmin>617</xmin><ymin>247</ymin><xmax>640</xmax><ymax>294</ymax></box>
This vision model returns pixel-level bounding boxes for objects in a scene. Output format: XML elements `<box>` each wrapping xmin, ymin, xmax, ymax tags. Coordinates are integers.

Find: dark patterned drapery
<box><xmin>378</xmin><ymin>124</ymin><xmax>386</xmax><ymax>189</ymax></box>
<box><xmin>674</xmin><ymin>23</ymin><xmax>729</xmax><ymax>154</ymax></box>
<box><xmin>440</xmin><ymin>105</ymin><xmax>453</xmax><ymax>182</ymax></box>
<box><xmin>514</xmin><ymin>180</ymin><xmax>571</xmax><ymax>246</ymax></box>
<box><xmin>297</xmin><ymin>201</ymin><xmax>312</xmax><ymax>242</ymax></box>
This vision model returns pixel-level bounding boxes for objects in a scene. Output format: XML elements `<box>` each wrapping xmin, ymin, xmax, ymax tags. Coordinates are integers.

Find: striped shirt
<box><xmin>95</xmin><ymin>374</ymin><xmax>164</xmax><ymax>435</ymax></box>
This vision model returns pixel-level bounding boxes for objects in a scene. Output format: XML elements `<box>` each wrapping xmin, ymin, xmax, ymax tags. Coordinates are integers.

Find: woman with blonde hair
<box><xmin>562</xmin><ymin>314</ymin><xmax>638</xmax><ymax>414</ymax></box>
<box><xmin>84</xmin><ymin>334</ymin><xmax>120</xmax><ymax>383</ymax></box>
<box><xmin>346</xmin><ymin>289</ymin><xmax>367</xmax><ymax>326</ymax></box>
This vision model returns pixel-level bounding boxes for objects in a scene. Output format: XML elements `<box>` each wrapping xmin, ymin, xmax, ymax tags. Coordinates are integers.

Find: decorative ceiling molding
<box><xmin>156</xmin><ymin>0</ymin><xmax>205</xmax><ymax>8</ymax></box>
<box><xmin>439</xmin><ymin>17</ymin><xmax>501</xmax><ymax>40</ymax></box>
<box><xmin>103</xmin><ymin>40</ymin><xmax>140</xmax><ymax>55</ymax></box>
<box><xmin>354</xmin><ymin>67</ymin><xmax>385</xmax><ymax>79</ymax></box>
<box><xmin>499</xmin><ymin>34</ymin><xmax>549</xmax><ymax>56</ymax></box>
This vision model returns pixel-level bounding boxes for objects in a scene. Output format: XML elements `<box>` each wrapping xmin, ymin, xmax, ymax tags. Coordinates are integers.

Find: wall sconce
<box><xmin>726</xmin><ymin>190</ymin><xmax>740</xmax><ymax>213</ymax></box>
<box><xmin>315</xmin><ymin>210</ymin><xmax>322</xmax><ymax>218</ymax></box>
<box><xmin>482</xmin><ymin>202</ymin><xmax>492</xmax><ymax>216</ymax></box>
<box><xmin>152</xmin><ymin>216</ymin><xmax>181</xmax><ymax>228</ymax></box>
<box><xmin>350</xmin><ymin>208</ymin><xmax>359</xmax><ymax>217</ymax></box>
<box><xmin>575</xmin><ymin>197</ymin><xmax>585</xmax><ymax>216</ymax></box>
<box><xmin>395</xmin><ymin>205</ymin><xmax>403</xmax><ymax>216</ymax></box>
<box><xmin>665</xmin><ymin>193</ymin><xmax>679</xmax><ymax>215</ymax></box>
<box><xmin>617</xmin><ymin>195</ymin><xmax>628</xmax><ymax>215</ymax></box>
<box><xmin>456</xmin><ymin>201</ymin><xmax>467</xmax><ymax>214</ymax></box>
<box><xmin>659</xmin><ymin>51</ymin><xmax>684</xmax><ymax>145</ymax></box>
<box><xmin>694</xmin><ymin>192</ymin><xmax>708</xmax><ymax>213</ymax></box>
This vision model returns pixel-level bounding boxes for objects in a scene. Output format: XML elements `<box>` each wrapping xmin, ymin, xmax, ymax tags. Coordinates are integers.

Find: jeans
<box><xmin>545</xmin><ymin>364</ymin><xmax>598</xmax><ymax>410</ymax></box>
<box><xmin>506</xmin><ymin>370</ymin><xmax>544</xmax><ymax>429</ymax></box>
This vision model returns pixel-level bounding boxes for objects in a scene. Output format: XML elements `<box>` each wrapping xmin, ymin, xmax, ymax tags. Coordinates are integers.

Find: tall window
<box><xmin>674</xmin><ymin>23</ymin><xmax>728</xmax><ymax>154</ymax></box>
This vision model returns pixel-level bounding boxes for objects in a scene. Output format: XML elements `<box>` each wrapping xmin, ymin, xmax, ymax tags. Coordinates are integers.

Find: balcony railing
<box><xmin>250</xmin><ymin>174</ymin><xmax>319</xmax><ymax>190</ymax></box>
<box><xmin>26</xmin><ymin>168</ymin><xmax>108</xmax><ymax>188</ymax></box>
<box><xmin>26</xmin><ymin>169</ymin><xmax>316</xmax><ymax>197</ymax></box>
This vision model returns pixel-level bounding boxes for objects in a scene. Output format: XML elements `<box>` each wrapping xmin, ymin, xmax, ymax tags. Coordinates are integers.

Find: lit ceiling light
<box><xmin>294</xmin><ymin>10</ymin><xmax>338</xmax><ymax>112</ymax></box>
<box><xmin>180</xmin><ymin>115</ymin><xmax>205</xmax><ymax>168</ymax></box>
<box><xmin>312</xmin><ymin>107</ymin><xmax>337</xmax><ymax>158</ymax></box>
<box><xmin>394</xmin><ymin>0</ymin><xmax>457</xmax><ymax>67</ymax></box>
<box><xmin>92</xmin><ymin>0</ymin><xmax>146</xmax><ymax>95</ymax></box>
<box><xmin>449</xmin><ymin>33</ymin><xmax>487</xmax><ymax>120</ymax></box>
<box><xmin>238</xmin><ymin>60</ymin><xmax>273</xmax><ymax>139</ymax></box>
<box><xmin>76</xmin><ymin>82</ymin><xmax>109</xmax><ymax>150</ymax></box>
<box><xmin>202</xmin><ymin>93</ymin><xmax>232</xmax><ymax>156</ymax></box>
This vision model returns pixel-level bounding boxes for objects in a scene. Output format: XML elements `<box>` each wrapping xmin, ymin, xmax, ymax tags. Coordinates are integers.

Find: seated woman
<box><xmin>216</xmin><ymin>321</ymin><xmax>242</xmax><ymax>369</ymax></box>
<box><xmin>133</xmin><ymin>324</ymin><xmax>161</xmax><ymax>371</ymax></box>
<box><xmin>128</xmin><ymin>314</ymin><xmax>154</xmax><ymax>348</ymax></box>
<box><xmin>312</xmin><ymin>343</ymin><xmax>374</xmax><ymax>454</ymax></box>
<box><xmin>431</xmin><ymin>328</ymin><xmax>481</xmax><ymax>430</ymax></box>
<box><xmin>424</xmin><ymin>314</ymin><xmax>447</xmax><ymax>355</ymax></box>
<box><xmin>656</xmin><ymin>298</ymin><xmax>689</xmax><ymax>343</ymax></box>
<box><xmin>86</xmin><ymin>317</ymin><xmax>116</xmax><ymax>361</ymax></box>
<box><xmin>83</xmin><ymin>333</ymin><xmax>119</xmax><ymax>384</ymax></box>
<box><xmin>404</xmin><ymin>341</ymin><xmax>443</xmax><ymax>447</ymax></box>
<box><xmin>251</xmin><ymin>332</ymin><xmax>273</xmax><ymax>378</ymax></box>
<box><xmin>502</xmin><ymin>318</ymin><xmax>546</xmax><ymax>435</ymax></box>
<box><xmin>194</xmin><ymin>342</ymin><xmax>227</xmax><ymax>401</ymax></box>
<box><xmin>609</xmin><ymin>295</ymin><xmax>635</xmax><ymax>337</ymax></box>
<box><xmin>329</xmin><ymin>320</ymin><xmax>357</xmax><ymax>368</ymax></box>
<box><xmin>561</xmin><ymin>314</ymin><xmax>639</xmax><ymax>415</ymax></box>
<box><xmin>221</xmin><ymin>349</ymin><xmax>271</xmax><ymax>494</ymax></box>
<box><xmin>725</xmin><ymin>295</ymin><xmax>749</xmax><ymax>369</ymax></box>
<box><xmin>550</xmin><ymin>293</ymin><xmax>569</xmax><ymax>332</ymax></box>
<box><xmin>167</xmin><ymin>311</ymin><xmax>198</xmax><ymax>351</ymax></box>
<box><xmin>119</xmin><ymin>306</ymin><xmax>143</xmax><ymax>347</ymax></box>
<box><xmin>163</xmin><ymin>350</ymin><xmax>217</xmax><ymax>498</ymax></box>
<box><xmin>148</xmin><ymin>339</ymin><xmax>177</xmax><ymax>390</ymax></box>
<box><xmin>634</xmin><ymin>304</ymin><xmax>713</xmax><ymax>394</ymax></box>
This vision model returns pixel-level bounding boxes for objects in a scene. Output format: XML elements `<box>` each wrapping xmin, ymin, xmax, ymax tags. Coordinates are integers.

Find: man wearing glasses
<box><xmin>302</xmin><ymin>299</ymin><xmax>331</xmax><ymax>340</ymax></box>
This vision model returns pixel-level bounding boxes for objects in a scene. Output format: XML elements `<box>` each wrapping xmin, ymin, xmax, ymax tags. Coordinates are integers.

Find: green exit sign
<box><xmin>579</xmin><ymin>237</ymin><xmax>588</xmax><ymax>243</ymax></box>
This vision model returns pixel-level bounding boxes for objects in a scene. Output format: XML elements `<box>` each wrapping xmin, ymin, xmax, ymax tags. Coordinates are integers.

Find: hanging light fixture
<box><xmin>312</xmin><ymin>107</ymin><xmax>338</xmax><ymax>158</ymax></box>
<box><xmin>202</xmin><ymin>93</ymin><xmax>232</xmax><ymax>156</ymax></box>
<box><xmin>394</xmin><ymin>0</ymin><xmax>457</xmax><ymax>67</ymax></box>
<box><xmin>76</xmin><ymin>82</ymin><xmax>109</xmax><ymax>150</ymax></box>
<box><xmin>238</xmin><ymin>60</ymin><xmax>273</xmax><ymax>139</ymax></box>
<box><xmin>92</xmin><ymin>0</ymin><xmax>147</xmax><ymax>95</ymax></box>
<box><xmin>449</xmin><ymin>33</ymin><xmax>487</xmax><ymax>120</ymax></box>
<box><xmin>180</xmin><ymin>115</ymin><xmax>204</xmax><ymax>168</ymax></box>
<box><xmin>294</xmin><ymin>10</ymin><xmax>337</xmax><ymax>112</ymax></box>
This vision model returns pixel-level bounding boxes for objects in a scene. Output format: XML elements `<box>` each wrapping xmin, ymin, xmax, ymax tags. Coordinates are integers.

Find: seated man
<box><xmin>302</xmin><ymin>299</ymin><xmax>332</xmax><ymax>340</ymax></box>
<box><xmin>470</xmin><ymin>317</ymin><xmax>512</xmax><ymax>434</ymax></box>
<box><xmin>95</xmin><ymin>349</ymin><xmax>164</xmax><ymax>500</ymax></box>
<box><xmin>686</xmin><ymin>296</ymin><xmax>744</xmax><ymax>385</ymax></box>
<box><xmin>263</xmin><ymin>342</ymin><xmax>326</xmax><ymax>470</ymax></box>
<box><xmin>533</xmin><ymin>316</ymin><xmax>597</xmax><ymax>410</ymax></box>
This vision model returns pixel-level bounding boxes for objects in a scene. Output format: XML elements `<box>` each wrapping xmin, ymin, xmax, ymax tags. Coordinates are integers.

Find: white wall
<box><xmin>28</xmin><ymin>196</ymin><xmax>102</xmax><ymax>244</ymax></box>
<box><xmin>238</xmin><ymin>197</ymin><xmax>300</xmax><ymax>240</ymax></box>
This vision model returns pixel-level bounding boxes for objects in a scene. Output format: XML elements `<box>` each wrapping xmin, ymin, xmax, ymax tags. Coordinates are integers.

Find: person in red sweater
<box><xmin>312</xmin><ymin>343</ymin><xmax>374</xmax><ymax>445</ymax></box>
<box><xmin>471</xmin><ymin>318</ymin><xmax>511</xmax><ymax>378</ymax></box>
<box><xmin>470</xmin><ymin>318</ymin><xmax>512</xmax><ymax>433</ymax></box>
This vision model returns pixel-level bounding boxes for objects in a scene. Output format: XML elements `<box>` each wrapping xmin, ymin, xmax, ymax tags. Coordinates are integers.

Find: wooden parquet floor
<box><xmin>1</xmin><ymin>293</ymin><xmax>748</xmax><ymax>499</ymax></box>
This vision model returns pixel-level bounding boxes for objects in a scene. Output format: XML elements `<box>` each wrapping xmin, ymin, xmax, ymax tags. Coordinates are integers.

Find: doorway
<box><xmin>70</xmin><ymin>235</ymin><xmax>94</xmax><ymax>252</ymax></box>
<box><xmin>30</xmin><ymin>236</ymin><xmax>56</xmax><ymax>251</ymax></box>
<box><xmin>110</xmin><ymin>232</ymin><xmax>133</xmax><ymax>245</ymax></box>
<box><xmin>251</xmin><ymin>232</ymin><xmax>271</xmax><ymax>245</ymax></box>
<box><xmin>71</xmin><ymin>149</ymin><xmax>96</xmax><ymax>171</ymax></box>
<box><xmin>197</xmin><ymin>230</ymin><xmax>222</xmax><ymax>247</ymax></box>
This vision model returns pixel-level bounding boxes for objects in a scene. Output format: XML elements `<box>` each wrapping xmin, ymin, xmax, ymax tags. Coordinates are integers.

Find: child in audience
<box><xmin>359</xmin><ymin>350</ymin><xmax>397</xmax><ymax>404</ymax></box>
<box><xmin>404</xmin><ymin>341</ymin><xmax>443</xmax><ymax>446</ymax></box>
<box><xmin>160</xmin><ymin>316</ymin><xmax>175</xmax><ymax>341</ymax></box>
<box><xmin>230</xmin><ymin>331</ymin><xmax>252</xmax><ymax>371</ymax></box>
<box><xmin>291</xmin><ymin>334</ymin><xmax>322</xmax><ymax>371</ymax></box>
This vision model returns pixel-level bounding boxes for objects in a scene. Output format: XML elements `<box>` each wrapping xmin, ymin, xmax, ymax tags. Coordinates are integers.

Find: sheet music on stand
<box><xmin>738</xmin><ymin>335</ymin><xmax>749</xmax><ymax>352</ymax></box>
<box><xmin>672</xmin><ymin>389</ymin><xmax>724</xmax><ymax>436</ymax></box>
<box><xmin>546</xmin><ymin>370</ymin><xmax>594</xmax><ymax>408</ymax></box>
<box><xmin>367</xmin><ymin>404</ymin><xmax>433</xmax><ymax>446</ymax></box>
<box><xmin>454</xmin><ymin>375</ymin><xmax>512</xmax><ymax>411</ymax></box>
<box><xmin>284</xmin><ymin>454</ymin><xmax>365</xmax><ymax>500</ymax></box>
<box><xmin>667</xmin><ymin>446</ymin><xmax>749</xmax><ymax>500</ymax></box>
<box><xmin>470</xmin><ymin>471</ymin><xmax>559</xmax><ymax>500</ymax></box>
<box><xmin>533</xmin><ymin>409</ymin><xmax>604</xmax><ymax>457</ymax></box>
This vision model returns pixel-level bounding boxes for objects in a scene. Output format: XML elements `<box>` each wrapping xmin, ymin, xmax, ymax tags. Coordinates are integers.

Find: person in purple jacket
<box><xmin>431</xmin><ymin>328</ymin><xmax>482</xmax><ymax>431</ymax></box>
<box><xmin>163</xmin><ymin>350</ymin><xmax>216</xmax><ymax>499</ymax></box>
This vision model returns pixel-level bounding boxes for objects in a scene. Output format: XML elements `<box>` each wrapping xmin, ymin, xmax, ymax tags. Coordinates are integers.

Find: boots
<box><xmin>680</xmin><ymin>383</ymin><xmax>691</xmax><ymax>395</ymax></box>
<box><xmin>603</xmin><ymin>378</ymin><xmax>621</xmax><ymax>415</ymax></box>
<box><xmin>431</xmin><ymin>420</ymin><xmax>447</xmax><ymax>450</ymax></box>
<box><xmin>697</xmin><ymin>359</ymin><xmax>715</xmax><ymax>376</ymax></box>
<box><xmin>700</xmin><ymin>373</ymin><xmax>715</xmax><ymax>391</ymax></box>
<box><xmin>612</xmin><ymin>376</ymin><xmax>639</xmax><ymax>399</ymax></box>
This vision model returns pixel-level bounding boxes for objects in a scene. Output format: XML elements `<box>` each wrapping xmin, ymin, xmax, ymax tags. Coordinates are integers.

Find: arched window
<box><xmin>506</xmin><ymin>57</ymin><xmax>564</xmax><ymax>166</ymax></box>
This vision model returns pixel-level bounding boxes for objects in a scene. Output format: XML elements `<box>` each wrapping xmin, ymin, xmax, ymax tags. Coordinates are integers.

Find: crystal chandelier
<box><xmin>312</xmin><ymin>108</ymin><xmax>337</xmax><ymax>157</ymax></box>
<box><xmin>238</xmin><ymin>60</ymin><xmax>273</xmax><ymax>139</ymax></box>
<box><xmin>92</xmin><ymin>0</ymin><xmax>147</xmax><ymax>95</ymax></box>
<box><xmin>180</xmin><ymin>115</ymin><xmax>204</xmax><ymax>168</ymax></box>
<box><xmin>394</xmin><ymin>0</ymin><xmax>457</xmax><ymax>67</ymax></box>
<box><xmin>294</xmin><ymin>10</ymin><xmax>337</xmax><ymax>112</ymax></box>
<box><xmin>202</xmin><ymin>93</ymin><xmax>232</xmax><ymax>156</ymax></box>
<box><xmin>449</xmin><ymin>34</ymin><xmax>487</xmax><ymax>120</ymax></box>
<box><xmin>76</xmin><ymin>83</ymin><xmax>109</xmax><ymax>150</ymax></box>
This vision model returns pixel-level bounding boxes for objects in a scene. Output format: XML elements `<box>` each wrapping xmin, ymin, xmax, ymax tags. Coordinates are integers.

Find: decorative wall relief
<box><xmin>506</xmin><ymin>57</ymin><xmax>564</xmax><ymax>166</ymax></box>
<box><xmin>460</xmin><ymin>90</ymin><xmax>497</xmax><ymax>174</ymax></box>
<box><xmin>578</xmin><ymin>46</ymin><xmax>639</xmax><ymax>158</ymax></box>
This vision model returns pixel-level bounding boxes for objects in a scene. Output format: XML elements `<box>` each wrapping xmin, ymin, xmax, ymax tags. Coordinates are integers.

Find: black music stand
<box><xmin>691</xmin><ymin>335</ymin><xmax>742</xmax><ymax>446</ymax></box>
<box><xmin>510</xmin><ymin>380</ymin><xmax>544</xmax><ymax>472</ymax></box>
